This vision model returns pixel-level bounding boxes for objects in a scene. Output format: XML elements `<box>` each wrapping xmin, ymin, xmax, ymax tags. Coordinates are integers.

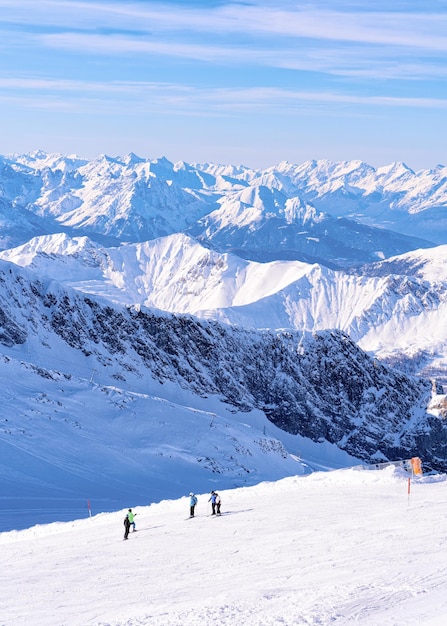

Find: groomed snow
<box><xmin>1</xmin><ymin>466</ymin><xmax>447</xmax><ymax>626</ymax></box>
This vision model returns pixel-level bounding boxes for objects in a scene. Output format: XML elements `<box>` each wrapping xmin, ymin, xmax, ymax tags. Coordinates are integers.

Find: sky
<box><xmin>0</xmin><ymin>1</ymin><xmax>446</xmax><ymax>173</ymax></box>
<box><xmin>2</xmin><ymin>467</ymin><xmax>447</xmax><ymax>625</ymax></box>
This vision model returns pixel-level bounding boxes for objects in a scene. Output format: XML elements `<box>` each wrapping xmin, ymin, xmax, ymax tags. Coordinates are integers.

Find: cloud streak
<box><xmin>1</xmin><ymin>1</ymin><xmax>447</xmax><ymax>50</ymax></box>
<box><xmin>0</xmin><ymin>1</ymin><xmax>445</xmax><ymax>84</ymax></box>
<box><xmin>18</xmin><ymin>30</ymin><xmax>443</xmax><ymax>83</ymax></box>
<box><xmin>1</xmin><ymin>78</ymin><xmax>446</xmax><ymax>116</ymax></box>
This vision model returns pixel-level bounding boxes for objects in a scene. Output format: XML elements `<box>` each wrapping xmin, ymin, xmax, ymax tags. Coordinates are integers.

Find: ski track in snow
<box><xmin>1</xmin><ymin>467</ymin><xmax>447</xmax><ymax>626</ymax></box>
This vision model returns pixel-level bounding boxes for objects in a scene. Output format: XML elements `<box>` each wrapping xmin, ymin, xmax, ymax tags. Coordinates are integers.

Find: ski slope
<box><xmin>1</xmin><ymin>467</ymin><xmax>447</xmax><ymax>626</ymax></box>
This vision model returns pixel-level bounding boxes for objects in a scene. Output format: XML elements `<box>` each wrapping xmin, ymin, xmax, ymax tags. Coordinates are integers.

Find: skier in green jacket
<box><xmin>127</xmin><ymin>508</ymin><xmax>136</xmax><ymax>532</ymax></box>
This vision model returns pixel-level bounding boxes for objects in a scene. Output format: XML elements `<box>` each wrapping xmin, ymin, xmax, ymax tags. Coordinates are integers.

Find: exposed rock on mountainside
<box><xmin>2</xmin><ymin>233</ymin><xmax>447</xmax><ymax>386</ymax></box>
<box><xmin>1</xmin><ymin>260</ymin><xmax>446</xmax><ymax>471</ymax></box>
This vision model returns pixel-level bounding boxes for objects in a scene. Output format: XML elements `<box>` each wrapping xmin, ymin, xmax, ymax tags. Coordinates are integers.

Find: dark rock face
<box><xmin>0</xmin><ymin>306</ymin><xmax>27</xmax><ymax>346</ymax></box>
<box><xmin>2</xmin><ymin>260</ymin><xmax>443</xmax><ymax>471</ymax></box>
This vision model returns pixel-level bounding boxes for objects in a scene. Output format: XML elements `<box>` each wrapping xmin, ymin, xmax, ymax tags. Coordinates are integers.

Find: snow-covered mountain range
<box><xmin>1</xmin><ymin>151</ymin><xmax>444</xmax><ymax>263</ymax></box>
<box><xmin>1</xmin><ymin>151</ymin><xmax>447</xmax><ymax>531</ymax></box>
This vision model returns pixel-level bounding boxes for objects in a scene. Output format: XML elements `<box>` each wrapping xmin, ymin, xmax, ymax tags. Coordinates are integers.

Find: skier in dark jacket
<box><xmin>215</xmin><ymin>492</ymin><xmax>221</xmax><ymax>516</ymax></box>
<box><xmin>123</xmin><ymin>513</ymin><xmax>131</xmax><ymax>540</ymax></box>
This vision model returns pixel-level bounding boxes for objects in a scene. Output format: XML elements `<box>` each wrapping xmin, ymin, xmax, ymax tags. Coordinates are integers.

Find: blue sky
<box><xmin>0</xmin><ymin>0</ymin><xmax>446</xmax><ymax>169</ymax></box>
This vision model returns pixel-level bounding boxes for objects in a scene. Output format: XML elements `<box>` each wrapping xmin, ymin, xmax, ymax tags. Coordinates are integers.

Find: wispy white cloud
<box><xmin>29</xmin><ymin>30</ymin><xmax>446</xmax><ymax>83</ymax></box>
<box><xmin>220</xmin><ymin>6</ymin><xmax>447</xmax><ymax>51</ymax></box>
<box><xmin>277</xmin><ymin>47</ymin><xmax>447</xmax><ymax>81</ymax></box>
<box><xmin>39</xmin><ymin>32</ymin><xmax>261</xmax><ymax>63</ymax></box>
<box><xmin>1</xmin><ymin>1</ymin><xmax>447</xmax><ymax>51</ymax></box>
<box><xmin>0</xmin><ymin>1</ymin><xmax>444</xmax><ymax>84</ymax></box>
<box><xmin>1</xmin><ymin>78</ymin><xmax>446</xmax><ymax>115</ymax></box>
<box><xmin>206</xmin><ymin>86</ymin><xmax>447</xmax><ymax>111</ymax></box>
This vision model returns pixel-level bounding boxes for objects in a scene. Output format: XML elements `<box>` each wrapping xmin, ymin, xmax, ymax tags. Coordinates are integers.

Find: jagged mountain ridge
<box><xmin>0</xmin><ymin>232</ymin><xmax>315</xmax><ymax>311</ymax></box>
<box><xmin>2</xmin><ymin>232</ymin><xmax>447</xmax><ymax>383</ymax></box>
<box><xmin>0</xmin><ymin>257</ymin><xmax>446</xmax><ymax>473</ymax></box>
<box><xmin>0</xmin><ymin>151</ymin><xmax>440</xmax><ymax>266</ymax></box>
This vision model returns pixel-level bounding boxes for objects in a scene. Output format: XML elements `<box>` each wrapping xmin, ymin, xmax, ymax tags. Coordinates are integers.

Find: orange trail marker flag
<box><xmin>410</xmin><ymin>457</ymin><xmax>423</xmax><ymax>476</ymax></box>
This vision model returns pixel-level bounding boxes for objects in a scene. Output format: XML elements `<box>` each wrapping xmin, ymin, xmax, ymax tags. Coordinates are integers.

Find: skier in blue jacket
<box><xmin>209</xmin><ymin>491</ymin><xmax>217</xmax><ymax>515</ymax></box>
<box><xmin>189</xmin><ymin>493</ymin><xmax>198</xmax><ymax>517</ymax></box>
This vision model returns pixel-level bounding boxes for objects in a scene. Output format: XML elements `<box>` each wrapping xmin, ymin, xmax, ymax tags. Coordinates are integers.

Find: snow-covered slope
<box><xmin>0</xmin><ymin>346</ymin><xmax>315</xmax><ymax>533</ymax></box>
<box><xmin>0</xmin><ymin>232</ymin><xmax>315</xmax><ymax>311</ymax></box>
<box><xmin>2</xmin><ymin>467</ymin><xmax>447</xmax><ymax>626</ymax></box>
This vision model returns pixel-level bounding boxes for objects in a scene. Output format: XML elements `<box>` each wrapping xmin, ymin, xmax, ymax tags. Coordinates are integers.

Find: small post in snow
<box><xmin>87</xmin><ymin>499</ymin><xmax>92</xmax><ymax>517</ymax></box>
<box><xmin>407</xmin><ymin>477</ymin><xmax>411</xmax><ymax>506</ymax></box>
